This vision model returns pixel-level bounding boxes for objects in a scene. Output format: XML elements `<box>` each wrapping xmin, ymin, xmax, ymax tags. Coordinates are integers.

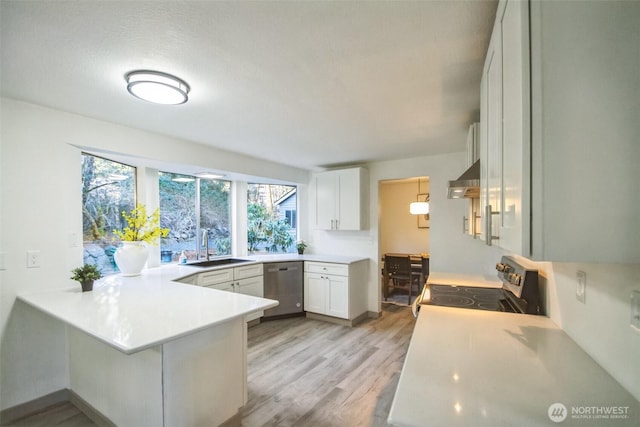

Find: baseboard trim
<box><xmin>219</xmin><ymin>410</ymin><xmax>241</xmax><ymax>427</ymax></box>
<box><xmin>305</xmin><ymin>311</ymin><xmax>369</xmax><ymax>327</ymax></box>
<box><xmin>69</xmin><ymin>390</ymin><xmax>116</xmax><ymax>427</ymax></box>
<box><xmin>0</xmin><ymin>388</ymin><xmax>70</xmax><ymax>424</ymax></box>
<box><xmin>367</xmin><ymin>310</ymin><xmax>381</xmax><ymax>319</ymax></box>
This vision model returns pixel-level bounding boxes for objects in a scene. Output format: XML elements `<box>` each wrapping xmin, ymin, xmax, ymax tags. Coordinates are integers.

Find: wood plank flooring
<box><xmin>3</xmin><ymin>304</ymin><xmax>415</xmax><ymax>427</ymax></box>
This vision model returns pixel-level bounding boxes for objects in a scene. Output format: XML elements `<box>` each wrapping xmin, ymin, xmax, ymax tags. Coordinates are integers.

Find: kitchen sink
<box><xmin>185</xmin><ymin>258</ymin><xmax>253</xmax><ymax>268</ymax></box>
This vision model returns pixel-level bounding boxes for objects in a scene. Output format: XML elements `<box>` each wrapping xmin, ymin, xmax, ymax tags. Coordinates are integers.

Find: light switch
<box><xmin>576</xmin><ymin>270</ymin><xmax>586</xmax><ymax>304</ymax></box>
<box><xmin>27</xmin><ymin>250</ymin><xmax>41</xmax><ymax>268</ymax></box>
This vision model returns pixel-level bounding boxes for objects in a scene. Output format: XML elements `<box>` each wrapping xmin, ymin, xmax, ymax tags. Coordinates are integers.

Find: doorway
<box><xmin>379</xmin><ymin>177</ymin><xmax>430</xmax><ymax>306</ymax></box>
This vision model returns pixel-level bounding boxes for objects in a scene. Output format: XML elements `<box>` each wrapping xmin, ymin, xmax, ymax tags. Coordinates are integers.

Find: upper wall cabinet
<box><xmin>314</xmin><ymin>167</ymin><xmax>368</xmax><ymax>231</ymax></box>
<box><xmin>480</xmin><ymin>0</ymin><xmax>640</xmax><ymax>263</ymax></box>
<box><xmin>479</xmin><ymin>18</ymin><xmax>503</xmax><ymax>246</ymax></box>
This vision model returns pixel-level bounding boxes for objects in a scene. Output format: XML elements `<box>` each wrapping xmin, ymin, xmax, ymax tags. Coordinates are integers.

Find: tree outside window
<box><xmin>247</xmin><ymin>184</ymin><xmax>297</xmax><ymax>253</ymax></box>
<box><xmin>159</xmin><ymin>172</ymin><xmax>231</xmax><ymax>262</ymax></box>
<box><xmin>81</xmin><ymin>154</ymin><xmax>135</xmax><ymax>275</ymax></box>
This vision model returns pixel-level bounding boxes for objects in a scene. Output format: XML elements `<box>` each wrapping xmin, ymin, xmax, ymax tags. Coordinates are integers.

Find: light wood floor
<box><xmin>3</xmin><ymin>304</ymin><xmax>415</xmax><ymax>427</ymax></box>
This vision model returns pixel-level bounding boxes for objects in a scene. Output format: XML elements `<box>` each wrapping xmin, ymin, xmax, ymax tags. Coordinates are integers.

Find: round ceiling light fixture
<box><xmin>125</xmin><ymin>70</ymin><xmax>190</xmax><ymax>105</ymax></box>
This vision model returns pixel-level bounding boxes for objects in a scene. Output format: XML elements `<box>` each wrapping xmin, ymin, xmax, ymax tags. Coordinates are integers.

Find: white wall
<box><xmin>517</xmin><ymin>258</ymin><xmax>640</xmax><ymax>402</ymax></box>
<box><xmin>379</xmin><ymin>179</ymin><xmax>430</xmax><ymax>256</ymax></box>
<box><xmin>0</xmin><ymin>98</ymin><xmax>309</xmax><ymax>410</ymax></box>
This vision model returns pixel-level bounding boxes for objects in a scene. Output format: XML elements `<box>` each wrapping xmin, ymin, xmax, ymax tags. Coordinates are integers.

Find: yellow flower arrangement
<box><xmin>113</xmin><ymin>204</ymin><xmax>169</xmax><ymax>245</ymax></box>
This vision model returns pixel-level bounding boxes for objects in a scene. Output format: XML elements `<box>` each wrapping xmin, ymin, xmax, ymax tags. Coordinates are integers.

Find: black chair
<box><xmin>383</xmin><ymin>255</ymin><xmax>414</xmax><ymax>305</ymax></box>
<box><xmin>418</xmin><ymin>256</ymin><xmax>429</xmax><ymax>291</ymax></box>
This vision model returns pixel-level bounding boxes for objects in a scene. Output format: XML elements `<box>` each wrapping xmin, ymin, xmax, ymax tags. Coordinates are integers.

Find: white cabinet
<box><xmin>303</xmin><ymin>260</ymin><xmax>368</xmax><ymax>322</ymax></box>
<box><xmin>479</xmin><ymin>18</ymin><xmax>502</xmax><ymax>246</ymax></box>
<box><xmin>479</xmin><ymin>0</ymin><xmax>640</xmax><ymax>262</ymax></box>
<box><xmin>313</xmin><ymin>167</ymin><xmax>368</xmax><ymax>230</ymax></box>
<box><xmin>194</xmin><ymin>263</ymin><xmax>265</xmax><ymax>322</ymax></box>
<box><xmin>304</xmin><ymin>272</ymin><xmax>349</xmax><ymax>319</ymax></box>
<box><xmin>499</xmin><ymin>0</ymin><xmax>529</xmax><ymax>255</ymax></box>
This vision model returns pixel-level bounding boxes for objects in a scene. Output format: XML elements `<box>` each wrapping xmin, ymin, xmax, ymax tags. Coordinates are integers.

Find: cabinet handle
<box><xmin>335</xmin><ymin>219</ymin><xmax>339</xmax><ymax>229</ymax></box>
<box><xmin>463</xmin><ymin>216</ymin><xmax>469</xmax><ymax>234</ymax></box>
<box><xmin>473</xmin><ymin>211</ymin><xmax>481</xmax><ymax>239</ymax></box>
<box><xmin>485</xmin><ymin>204</ymin><xmax>500</xmax><ymax>246</ymax></box>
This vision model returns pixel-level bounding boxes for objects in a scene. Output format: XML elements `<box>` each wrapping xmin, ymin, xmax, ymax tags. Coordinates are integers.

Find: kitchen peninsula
<box><xmin>17</xmin><ymin>264</ymin><xmax>278</xmax><ymax>427</ymax></box>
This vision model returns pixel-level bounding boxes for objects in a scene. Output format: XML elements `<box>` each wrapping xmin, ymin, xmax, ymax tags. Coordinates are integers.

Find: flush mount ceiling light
<box><xmin>194</xmin><ymin>172</ymin><xmax>225</xmax><ymax>180</ymax></box>
<box><xmin>125</xmin><ymin>70</ymin><xmax>190</xmax><ymax>105</ymax></box>
<box><xmin>172</xmin><ymin>177</ymin><xmax>195</xmax><ymax>183</ymax></box>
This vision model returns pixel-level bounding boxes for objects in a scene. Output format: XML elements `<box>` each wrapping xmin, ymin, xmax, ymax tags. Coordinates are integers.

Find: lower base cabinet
<box><xmin>303</xmin><ymin>260</ymin><xmax>368</xmax><ymax>321</ymax></box>
<box><xmin>304</xmin><ymin>271</ymin><xmax>349</xmax><ymax>318</ymax></box>
<box><xmin>184</xmin><ymin>264</ymin><xmax>265</xmax><ymax>322</ymax></box>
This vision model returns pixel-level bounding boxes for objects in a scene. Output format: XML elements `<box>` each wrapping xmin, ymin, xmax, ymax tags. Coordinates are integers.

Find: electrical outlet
<box><xmin>68</xmin><ymin>233</ymin><xmax>78</xmax><ymax>248</ymax></box>
<box><xmin>26</xmin><ymin>250</ymin><xmax>41</xmax><ymax>268</ymax></box>
<box><xmin>576</xmin><ymin>270</ymin><xmax>586</xmax><ymax>304</ymax></box>
<box><xmin>631</xmin><ymin>290</ymin><xmax>640</xmax><ymax>332</ymax></box>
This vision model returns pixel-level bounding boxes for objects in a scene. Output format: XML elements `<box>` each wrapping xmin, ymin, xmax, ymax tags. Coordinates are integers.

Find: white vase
<box><xmin>114</xmin><ymin>241</ymin><xmax>149</xmax><ymax>276</ymax></box>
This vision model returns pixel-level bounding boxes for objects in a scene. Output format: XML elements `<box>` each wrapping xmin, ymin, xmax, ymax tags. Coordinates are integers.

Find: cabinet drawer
<box><xmin>234</xmin><ymin>263</ymin><xmax>263</xmax><ymax>279</ymax></box>
<box><xmin>197</xmin><ymin>268</ymin><xmax>234</xmax><ymax>286</ymax></box>
<box><xmin>304</xmin><ymin>262</ymin><xmax>348</xmax><ymax>276</ymax></box>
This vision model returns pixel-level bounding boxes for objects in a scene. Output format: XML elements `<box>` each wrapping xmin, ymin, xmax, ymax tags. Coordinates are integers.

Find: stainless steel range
<box><xmin>412</xmin><ymin>256</ymin><xmax>540</xmax><ymax>317</ymax></box>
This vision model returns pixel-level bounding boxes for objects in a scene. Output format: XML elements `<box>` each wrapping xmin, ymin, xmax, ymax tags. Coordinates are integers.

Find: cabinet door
<box><xmin>314</xmin><ymin>172</ymin><xmax>336</xmax><ymax>230</ymax></box>
<box><xmin>335</xmin><ymin>168</ymin><xmax>361</xmax><ymax>230</ymax></box>
<box><xmin>304</xmin><ymin>272</ymin><xmax>326</xmax><ymax>314</ymax></box>
<box><xmin>500</xmin><ymin>0</ymin><xmax>530</xmax><ymax>255</ymax></box>
<box><xmin>480</xmin><ymin>22</ymin><xmax>503</xmax><ymax>245</ymax></box>
<box><xmin>326</xmin><ymin>275</ymin><xmax>349</xmax><ymax>319</ymax></box>
<box><xmin>236</xmin><ymin>276</ymin><xmax>264</xmax><ymax>322</ymax></box>
<box><xmin>206</xmin><ymin>281</ymin><xmax>234</xmax><ymax>292</ymax></box>
<box><xmin>235</xmin><ymin>276</ymin><xmax>263</xmax><ymax>298</ymax></box>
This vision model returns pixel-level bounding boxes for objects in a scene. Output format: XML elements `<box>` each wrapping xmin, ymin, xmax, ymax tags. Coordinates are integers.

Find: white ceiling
<box><xmin>0</xmin><ymin>0</ymin><xmax>497</xmax><ymax>171</ymax></box>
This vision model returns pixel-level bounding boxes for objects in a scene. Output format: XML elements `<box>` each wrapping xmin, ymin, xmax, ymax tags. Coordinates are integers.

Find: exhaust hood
<box><xmin>447</xmin><ymin>160</ymin><xmax>480</xmax><ymax>199</ymax></box>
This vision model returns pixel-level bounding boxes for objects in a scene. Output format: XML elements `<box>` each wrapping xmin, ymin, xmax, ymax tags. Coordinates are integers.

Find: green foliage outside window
<box><xmin>247</xmin><ymin>184</ymin><xmax>297</xmax><ymax>253</ymax></box>
<box><xmin>81</xmin><ymin>154</ymin><xmax>136</xmax><ymax>274</ymax></box>
<box><xmin>159</xmin><ymin>172</ymin><xmax>231</xmax><ymax>261</ymax></box>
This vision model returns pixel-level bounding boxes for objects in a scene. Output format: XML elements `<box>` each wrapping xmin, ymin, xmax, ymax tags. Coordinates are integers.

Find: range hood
<box><xmin>447</xmin><ymin>160</ymin><xmax>480</xmax><ymax>199</ymax></box>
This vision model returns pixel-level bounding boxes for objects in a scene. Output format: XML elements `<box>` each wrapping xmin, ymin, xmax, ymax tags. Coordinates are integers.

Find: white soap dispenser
<box><xmin>179</xmin><ymin>251</ymin><xmax>187</xmax><ymax>264</ymax></box>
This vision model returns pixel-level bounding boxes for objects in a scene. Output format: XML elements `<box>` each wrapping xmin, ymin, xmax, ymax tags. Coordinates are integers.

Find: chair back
<box><xmin>384</xmin><ymin>255</ymin><xmax>412</xmax><ymax>277</ymax></box>
<box><xmin>420</xmin><ymin>256</ymin><xmax>430</xmax><ymax>277</ymax></box>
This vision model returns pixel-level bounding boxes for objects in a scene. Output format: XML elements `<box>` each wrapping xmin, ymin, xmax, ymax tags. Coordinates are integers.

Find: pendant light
<box><xmin>125</xmin><ymin>70</ymin><xmax>190</xmax><ymax>105</ymax></box>
<box><xmin>410</xmin><ymin>178</ymin><xmax>430</xmax><ymax>215</ymax></box>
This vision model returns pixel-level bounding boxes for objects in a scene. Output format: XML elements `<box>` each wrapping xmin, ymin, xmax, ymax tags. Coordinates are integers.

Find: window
<box><xmin>81</xmin><ymin>154</ymin><xmax>136</xmax><ymax>275</ymax></box>
<box><xmin>247</xmin><ymin>184</ymin><xmax>297</xmax><ymax>253</ymax></box>
<box><xmin>159</xmin><ymin>172</ymin><xmax>231</xmax><ymax>262</ymax></box>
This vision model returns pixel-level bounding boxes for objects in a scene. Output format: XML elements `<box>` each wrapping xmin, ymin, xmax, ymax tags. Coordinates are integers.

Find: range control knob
<box><xmin>508</xmin><ymin>273</ymin><xmax>521</xmax><ymax>286</ymax></box>
<box><xmin>496</xmin><ymin>263</ymin><xmax>512</xmax><ymax>273</ymax></box>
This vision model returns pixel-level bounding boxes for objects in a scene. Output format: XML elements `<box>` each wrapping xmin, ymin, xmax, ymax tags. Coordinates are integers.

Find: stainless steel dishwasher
<box><xmin>263</xmin><ymin>261</ymin><xmax>303</xmax><ymax>319</ymax></box>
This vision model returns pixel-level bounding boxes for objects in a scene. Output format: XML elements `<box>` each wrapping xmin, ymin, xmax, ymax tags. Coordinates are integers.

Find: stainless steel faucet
<box><xmin>201</xmin><ymin>228</ymin><xmax>210</xmax><ymax>261</ymax></box>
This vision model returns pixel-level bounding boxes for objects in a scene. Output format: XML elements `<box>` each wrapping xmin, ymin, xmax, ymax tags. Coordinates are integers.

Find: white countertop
<box><xmin>389</xmin><ymin>305</ymin><xmax>640</xmax><ymax>426</ymax></box>
<box><xmin>17</xmin><ymin>264</ymin><xmax>278</xmax><ymax>355</ymax></box>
